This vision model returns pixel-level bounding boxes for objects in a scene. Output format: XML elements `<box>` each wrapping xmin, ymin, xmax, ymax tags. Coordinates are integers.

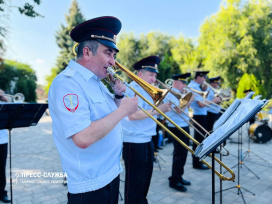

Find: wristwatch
<box><xmin>114</xmin><ymin>94</ymin><xmax>124</xmax><ymax>99</ymax></box>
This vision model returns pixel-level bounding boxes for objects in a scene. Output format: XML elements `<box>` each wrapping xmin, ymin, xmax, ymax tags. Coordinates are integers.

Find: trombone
<box><xmin>202</xmin><ymin>81</ymin><xmax>232</xmax><ymax>103</ymax></box>
<box><xmin>165</xmin><ymin>78</ymin><xmax>225</xmax><ymax>113</ymax></box>
<box><xmin>156</xmin><ymin>79</ymin><xmax>209</xmax><ymax>137</ymax></box>
<box><xmin>0</xmin><ymin>93</ymin><xmax>25</xmax><ymax>103</ymax></box>
<box><xmin>107</xmin><ymin>62</ymin><xmax>235</xmax><ymax>181</ymax></box>
<box><xmin>185</xmin><ymin>87</ymin><xmax>225</xmax><ymax>114</ymax></box>
<box><xmin>156</xmin><ymin>79</ymin><xmax>229</xmax><ymax>156</ymax></box>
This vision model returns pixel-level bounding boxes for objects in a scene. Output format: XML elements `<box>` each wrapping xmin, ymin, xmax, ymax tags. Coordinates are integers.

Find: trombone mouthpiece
<box><xmin>107</xmin><ymin>67</ymin><xmax>115</xmax><ymax>75</ymax></box>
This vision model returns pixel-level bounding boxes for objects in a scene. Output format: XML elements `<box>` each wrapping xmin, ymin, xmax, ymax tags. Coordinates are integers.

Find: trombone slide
<box><xmin>107</xmin><ymin>67</ymin><xmax>235</xmax><ymax>181</ymax></box>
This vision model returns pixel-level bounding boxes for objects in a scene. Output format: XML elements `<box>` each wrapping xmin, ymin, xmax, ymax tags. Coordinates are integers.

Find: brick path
<box><xmin>2</xmin><ymin>115</ymin><xmax>272</xmax><ymax>204</ymax></box>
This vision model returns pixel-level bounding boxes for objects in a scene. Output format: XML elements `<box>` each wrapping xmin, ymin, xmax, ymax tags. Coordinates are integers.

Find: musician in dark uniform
<box><xmin>165</xmin><ymin>73</ymin><xmax>193</xmax><ymax>192</ymax></box>
<box><xmin>187</xmin><ymin>71</ymin><xmax>221</xmax><ymax>169</ymax></box>
<box><xmin>206</xmin><ymin>76</ymin><xmax>222</xmax><ymax>133</ymax></box>
<box><xmin>121</xmin><ymin>56</ymin><xmax>171</xmax><ymax>204</ymax></box>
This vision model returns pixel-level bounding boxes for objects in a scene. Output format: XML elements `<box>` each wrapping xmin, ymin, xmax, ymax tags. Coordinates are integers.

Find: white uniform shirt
<box><xmin>207</xmin><ymin>87</ymin><xmax>221</xmax><ymax>114</ymax></box>
<box><xmin>121</xmin><ymin>81</ymin><xmax>157</xmax><ymax>143</ymax></box>
<box><xmin>187</xmin><ymin>80</ymin><xmax>207</xmax><ymax>116</ymax></box>
<box><xmin>165</xmin><ymin>87</ymin><xmax>190</xmax><ymax>128</ymax></box>
<box><xmin>48</xmin><ymin>60</ymin><xmax>123</xmax><ymax>194</ymax></box>
<box><xmin>0</xmin><ymin>101</ymin><xmax>8</xmax><ymax>144</ymax></box>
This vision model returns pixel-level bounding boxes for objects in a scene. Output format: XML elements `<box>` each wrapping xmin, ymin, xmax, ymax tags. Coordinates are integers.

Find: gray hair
<box><xmin>76</xmin><ymin>40</ymin><xmax>100</xmax><ymax>59</ymax></box>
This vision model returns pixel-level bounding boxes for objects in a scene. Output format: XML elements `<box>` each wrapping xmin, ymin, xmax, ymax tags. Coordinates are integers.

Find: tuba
<box><xmin>107</xmin><ymin>62</ymin><xmax>235</xmax><ymax>181</ymax></box>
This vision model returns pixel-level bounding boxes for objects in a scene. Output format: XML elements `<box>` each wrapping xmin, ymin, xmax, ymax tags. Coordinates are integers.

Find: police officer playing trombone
<box><xmin>187</xmin><ymin>71</ymin><xmax>221</xmax><ymax>169</ymax></box>
<box><xmin>121</xmin><ymin>56</ymin><xmax>171</xmax><ymax>204</ymax></box>
<box><xmin>48</xmin><ymin>16</ymin><xmax>139</xmax><ymax>204</ymax></box>
<box><xmin>206</xmin><ymin>76</ymin><xmax>222</xmax><ymax>133</ymax></box>
<box><xmin>165</xmin><ymin>73</ymin><xmax>193</xmax><ymax>192</ymax></box>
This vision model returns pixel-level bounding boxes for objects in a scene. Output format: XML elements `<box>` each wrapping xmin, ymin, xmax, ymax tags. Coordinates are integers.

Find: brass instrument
<box><xmin>184</xmin><ymin>87</ymin><xmax>225</xmax><ymax>113</ymax></box>
<box><xmin>165</xmin><ymin>78</ymin><xmax>174</xmax><ymax>87</ymax></box>
<box><xmin>186</xmin><ymin>87</ymin><xmax>210</xmax><ymax>99</ymax></box>
<box><xmin>165</xmin><ymin>79</ymin><xmax>210</xmax><ymax>99</ymax></box>
<box><xmin>202</xmin><ymin>81</ymin><xmax>232</xmax><ymax>102</ymax></box>
<box><xmin>156</xmin><ymin>79</ymin><xmax>208</xmax><ymax>136</ymax></box>
<box><xmin>110</xmin><ymin>63</ymin><xmax>171</xmax><ymax>106</ymax></box>
<box><xmin>108</xmin><ymin>62</ymin><xmax>235</xmax><ymax>181</ymax></box>
<box><xmin>165</xmin><ymin>78</ymin><xmax>211</xmax><ymax>103</ymax></box>
<box><xmin>165</xmin><ymin>79</ymin><xmax>223</xmax><ymax>113</ymax></box>
<box><xmin>155</xmin><ymin>79</ymin><xmax>192</xmax><ymax>109</ymax></box>
<box><xmin>156</xmin><ymin>79</ymin><xmax>229</xmax><ymax>156</ymax></box>
<box><xmin>1</xmin><ymin>93</ymin><xmax>25</xmax><ymax>103</ymax></box>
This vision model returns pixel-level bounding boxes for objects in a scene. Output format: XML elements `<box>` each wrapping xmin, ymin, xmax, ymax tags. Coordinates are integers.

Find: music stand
<box><xmin>0</xmin><ymin>103</ymin><xmax>48</xmax><ymax>204</ymax></box>
<box><xmin>227</xmin><ymin>124</ymin><xmax>260</xmax><ymax>180</ymax></box>
<box><xmin>218</xmin><ymin>127</ymin><xmax>255</xmax><ymax>204</ymax></box>
<box><xmin>154</xmin><ymin>152</ymin><xmax>166</xmax><ymax>170</ymax></box>
<box><xmin>243</xmin><ymin>121</ymin><xmax>272</xmax><ymax>168</ymax></box>
<box><xmin>195</xmin><ymin>98</ymin><xmax>268</xmax><ymax>204</ymax></box>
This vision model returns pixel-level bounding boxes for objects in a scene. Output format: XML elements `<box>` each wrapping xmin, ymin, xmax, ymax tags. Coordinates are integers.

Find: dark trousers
<box><xmin>67</xmin><ymin>175</ymin><xmax>120</xmax><ymax>204</ymax></box>
<box><xmin>168</xmin><ymin>126</ymin><xmax>189</xmax><ymax>182</ymax></box>
<box><xmin>0</xmin><ymin>143</ymin><xmax>8</xmax><ymax>197</ymax></box>
<box><xmin>192</xmin><ymin>115</ymin><xmax>207</xmax><ymax>167</ymax></box>
<box><xmin>123</xmin><ymin>141</ymin><xmax>154</xmax><ymax>204</ymax></box>
<box><xmin>207</xmin><ymin>112</ymin><xmax>219</xmax><ymax>133</ymax></box>
<box><xmin>151</xmin><ymin>133</ymin><xmax>159</xmax><ymax>149</ymax></box>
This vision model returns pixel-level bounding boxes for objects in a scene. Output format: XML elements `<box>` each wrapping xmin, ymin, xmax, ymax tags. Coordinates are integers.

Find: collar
<box><xmin>67</xmin><ymin>60</ymin><xmax>99</xmax><ymax>82</ymax></box>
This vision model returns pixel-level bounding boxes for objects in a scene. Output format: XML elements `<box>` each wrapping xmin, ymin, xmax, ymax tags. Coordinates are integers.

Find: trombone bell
<box><xmin>179</xmin><ymin>92</ymin><xmax>193</xmax><ymax>109</ymax></box>
<box><xmin>187</xmin><ymin>87</ymin><xmax>209</xmax><ymax>99</ymax></box>
<box><xmin>1</xmin><ymin>93</ymin><xmax>25</xmax><ymax>103</ymax></box>
<box><xmin>113</xmin><ymin>61</ymin><xmax>170</xmax><ymax>105</ymax></box>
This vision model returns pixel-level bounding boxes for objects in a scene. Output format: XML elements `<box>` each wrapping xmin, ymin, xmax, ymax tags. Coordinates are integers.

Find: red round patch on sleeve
<box><xmin>63</xmin><ymin>94</ymin><xmax>79</xmax><ymax>113</ymax></box>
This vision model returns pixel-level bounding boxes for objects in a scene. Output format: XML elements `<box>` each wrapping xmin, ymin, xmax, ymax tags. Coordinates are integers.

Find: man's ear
<box><xmin>83</xmin><ymin>47</ymin><xmax>92</xmax><ymax>60</ymax></box>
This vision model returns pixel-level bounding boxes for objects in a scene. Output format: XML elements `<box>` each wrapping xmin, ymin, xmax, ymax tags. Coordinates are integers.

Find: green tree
<box><xmin>170</xmin><ymin>36</ymin><xmax>197</xmax><ymax>74</ymax></box>
<box><xmin>116</xmin><ymin>31</ymin><xmax>174</xmax><ymax>81</ymax></box>
<box><xmin>0</xmin><ymin>0</ymin><xmax>43</xmax><ymax>56</ymax></box>
<box><xmin>45</xmin><ymin>0</ymin><xmax>85</xmax><ymax>94</ymax></box>
<box><xmin>116</xmin><ymin>32</ymin><xmax>139</xmax><ymax>69</ymax></box>
<box><xmin>236</xmin><ymin>73</ymin><xmax>264</xmax><ymax>98</ymax></box>
<box><xmin>157</xmin><ymin>53</ymin><xmax>178</xmax><ymax>83</ymax></box>
<box><xmin>0</xmin><ymin>59</ymin><xmax>37</xmax><ymax>102</ymax></box>
<box><xmin>138</xmin><ymin>32</ymin><xmax>172</xmax><ymax>59</ymax></box>
<box><xmin>197</xmin><ymin>0</ymin><xmax>272</xmax><ymax>97</ymax></box>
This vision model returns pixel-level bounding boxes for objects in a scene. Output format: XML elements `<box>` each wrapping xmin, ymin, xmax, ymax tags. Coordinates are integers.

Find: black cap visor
<box><xmin>97</xmin><ymin>39</ymin><xmax>119</xmax><ymax>52</ymax></box>
<box><xmin>144</xmin><ymin>68</ymin><xmax>159</xmax><ymax>73</ymax></box>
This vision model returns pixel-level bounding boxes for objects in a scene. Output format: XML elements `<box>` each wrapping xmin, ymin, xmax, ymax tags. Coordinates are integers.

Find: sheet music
<box><xmin>213</xmin><ymin>99</ymin><xmax>241</xmax><ymax>130</ymax></box>
<box><xmin>195</xmin><ymin>99</ymin><xmax>268</xmax><ymax>160</ymax></box>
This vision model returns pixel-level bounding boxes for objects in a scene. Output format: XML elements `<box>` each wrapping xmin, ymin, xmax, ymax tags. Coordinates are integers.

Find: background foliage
<box><xmin>0</xmin><ymin>0</ymin><xmax>42</xmax><ymax>56</ymax></box>
<box><xmin>0</xmin><ymin>60</ymin><xmax>37</xmax><ymax>102</ymax></box>
<box><xmin>44</xmin><ymin>0</ymin><xmax>85</xmax><ymax>94</ymax></box>
<box><xmin>1</xmin><ymin>0</ymin><xmax>272</xmax><ymax>102</ymax></box>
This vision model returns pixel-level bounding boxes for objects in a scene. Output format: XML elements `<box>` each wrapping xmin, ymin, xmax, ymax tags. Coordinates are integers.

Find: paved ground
<box><xmin>2</xmin><ymin>115</ymin><xmax>272</xmax><ymax>204</ymax></box>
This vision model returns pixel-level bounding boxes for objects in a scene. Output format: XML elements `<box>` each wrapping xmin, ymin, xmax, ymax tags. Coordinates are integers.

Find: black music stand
<box><xmin>243</xmin><ymin>121</ymin><xmax>272</xmax><ymax>168</ymax></box>
<box><xmin>195</xmin><ymin>98</ymin><xmax>267</xmax><ymax>204</ymax></box>
<box><xmin>218</xmin><ymin>127</ymin><xmax>255</xmax><ymax>204</ymax></box>
<box><xmin>0</xmin><ymin>103</ymin><xmax>48</xmax><ymax>204</ymax></box>
<box><xmin>226</xmin><ymin>124</ymin><xmax>260</xmax><ymax>180</ymax></box>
